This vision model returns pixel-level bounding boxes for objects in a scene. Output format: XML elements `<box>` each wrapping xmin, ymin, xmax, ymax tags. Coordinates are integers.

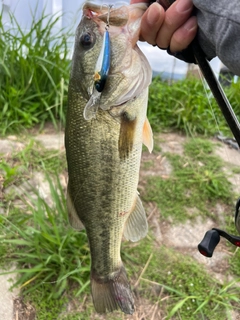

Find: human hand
<box><xmin>130</xmin><ymin>0</ymin><xmax>197</xmax><ymax>53</ymax></box>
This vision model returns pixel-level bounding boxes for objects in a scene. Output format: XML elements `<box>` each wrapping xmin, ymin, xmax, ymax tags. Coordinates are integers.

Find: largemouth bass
<box><xmin>65</xmin><ymin>2</ymin><xmax>153</xmax><ymax>315</ymax></box>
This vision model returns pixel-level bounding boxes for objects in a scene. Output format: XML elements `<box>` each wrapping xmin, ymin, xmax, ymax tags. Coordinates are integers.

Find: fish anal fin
<box><xmin>118</xmin><ymin>112</ymin><xmax>137</xmax><ymax>160</ymax></box>
<box><xmin>91</xmin><ymin>266</ymin><xmax>134</xmax><ymax>314</ymax></box>
<box><xmin>123</xmin><ymin>194</ymin><xmax>148</xmax><ymax>242</ymax></box>
<box><xmin>66</xmin><ymin>186</ymin><xmax>85</xmax><ymax>230</ymax></box>
<box><xmin>142</xmin><ymin>117</ymin><xmax>153</xmax><ymax>153</ymax></box>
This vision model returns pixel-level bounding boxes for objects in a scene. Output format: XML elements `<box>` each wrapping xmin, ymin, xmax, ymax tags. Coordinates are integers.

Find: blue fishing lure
<box><xmin>94</xmin><ymin>29</ymin><xmax>110</xmax><ymax>93</ymax></box>
<box><xmin>83</xmin><ymin>7</ymin><xmax>111</xmax><ymax>121</ymax></box>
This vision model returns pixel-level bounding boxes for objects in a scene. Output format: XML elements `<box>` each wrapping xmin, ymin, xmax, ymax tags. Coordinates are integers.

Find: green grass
<box><xmin>1</xmin><ymin>8</ymin><xmax>240</xmax><ymax>138</ymax></box>
<box><xmin>225</xmin><ymin>202</ymin><xmax>240</xmax><ymax>281</ymax></box>
<box><xmin>0</xmin><ymin>136</ymin><xmax>239</xmax><ymax>318</ymax></box>
<box><xmin>0</xmin><ymin>175</ymin><xmax>90</xmax><ymax>299</ymax></box>
<box><xmin>148</xmin><ymin>77</ymin><xmax>240</xmax><ymax>137</ymax></box>
<box><xmin>143</xmin><ymin>138</ymin><xmax>233</xmax><ymax>222</ymax></box>
<box><xmin>124</xmin><ymin>238</ymin><xmax>240</xmax><ymax>319</ymax></box>
<box><xmin>0</xmin><ymin>10</ymin><xmax>71</xmax><ymax>135</ymax></box>
<box><xmin>142</xmin><ymin>159</ymin><xmax>155</xmax><ymax>170</ymax></box>
<box><xmin>13</xmin><ymin>139</ymin><xmax>66</xmax><ymax>173</ymax></box>
<box><xmin>0</xmin><ymin>139</ymin><xmax>66</xmax><ymax>189</ymax></box>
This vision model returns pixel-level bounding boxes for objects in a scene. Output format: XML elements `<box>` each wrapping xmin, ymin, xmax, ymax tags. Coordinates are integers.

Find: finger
<box><xmin>130</xmin><ymin>0</ymin><xmax>149</xmax><ymax>3</ymax></box>
<box><xmin>156</xmin><ymin>0</ymin><xmax>194</xmax><ymax>49</ymax></box>
<box><xmin>170</xmin><ymin>16</ymin><xmax>197</xmax><ymax>52</ymax></box>
<box><xmin>140</xmin><ymin>3</ymin><xmax>165</xmax><ymax>44</ymax></box>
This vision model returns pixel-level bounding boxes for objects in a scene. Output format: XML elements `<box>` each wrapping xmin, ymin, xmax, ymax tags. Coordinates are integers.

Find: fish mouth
<box><xmin>83</xmin><ymin>2</ymin><xmax>129</xmax><ymax>27</ymax></box>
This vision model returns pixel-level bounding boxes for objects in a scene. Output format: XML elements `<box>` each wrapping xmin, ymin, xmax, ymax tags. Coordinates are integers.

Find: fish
<box><xmin>65</xmin><ymin>1</ymin><xmax>153</xmax><ymax>315</ymax></box>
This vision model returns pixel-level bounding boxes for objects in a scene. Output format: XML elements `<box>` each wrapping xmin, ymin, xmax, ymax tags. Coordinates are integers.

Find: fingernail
<box><xmin>147</xmin><ymin>3</ymin><xmax>162</xmax><ymax>26</ymax></box>
<box><xmin>183</xmin><ymin>17</ymin><xmax>197</xmax><ymax>31</ymax></box>
<box><xmin>176</xmin><ymin>0</ymin><xmax>193</xmax><ymax>13</ymax></box>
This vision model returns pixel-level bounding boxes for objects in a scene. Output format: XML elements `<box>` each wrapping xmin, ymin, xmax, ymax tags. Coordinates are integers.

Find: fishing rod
<box><xmin>150</xmin><ymin>0</ymin><xmax>240</xmax><ymax>256</ymax></box>
<box><xmin>191</xmin><ymin>40</ymin><xmax>240</xmax><ymax>147</ymax></box>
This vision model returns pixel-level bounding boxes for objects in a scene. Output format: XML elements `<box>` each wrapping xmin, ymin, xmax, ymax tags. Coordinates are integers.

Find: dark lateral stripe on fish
<box><xmin>91</xmin><ymin>266</ymin><xmax>135</xmax><ymax>314</ymax></box>
<box><xmin>118</xmin><ymin>112</ymin><xmax>137</xmax><ymax>160</ymax></box>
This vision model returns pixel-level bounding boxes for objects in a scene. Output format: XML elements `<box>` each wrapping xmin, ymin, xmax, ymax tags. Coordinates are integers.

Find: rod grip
<box><xmin>198</xmin><ymin>230</ymin><xmax>220</xmax><ymax>257</ymax></box>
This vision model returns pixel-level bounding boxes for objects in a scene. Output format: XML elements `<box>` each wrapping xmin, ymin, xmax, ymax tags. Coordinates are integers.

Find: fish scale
<box><xmin>65</xmin><ymin>2</ymin><xmax>153</xmax><ymax>314</ymax></box>
<box><xmin>67</xmin><ymin>107</ymin><xmax>137</xmax><ymax>262</ymax></box>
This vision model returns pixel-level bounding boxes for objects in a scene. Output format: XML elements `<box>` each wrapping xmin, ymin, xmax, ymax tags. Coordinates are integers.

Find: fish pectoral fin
<box><xmin>91</xmin><ymin>265</ymin><xmax>134</xmax><ymax>314</ymax></box>
<box><xmin>118</xmin><ymin>112</ymin><xmax>137</xmax><ymax>159</ymax></box>
<box><xmin>142</xmin><ymin>117</ymin><xmax>153</xmax><ymax>153</ymax></box>
<box><xmin>123</xmin><ymin>194</ymin><xmax>148</xmax><ymax>242</ymax></box>
<box><xmin>66</xmin><ymin>186</ymin><xmax>85</xmax><ymax>230</ymax></box>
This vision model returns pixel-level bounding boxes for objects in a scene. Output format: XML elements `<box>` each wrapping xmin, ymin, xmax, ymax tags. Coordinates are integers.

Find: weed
<box><xmin>225</xmin><ymin>203</ymin><xmax>240</xmax><ymax>280</ymax></box>
<box><xmin>0</xmin><ymin>175</ymin><xmax>90</xmax><ymax>299</ymax></box>
<box><xmin>232</xmin><ymin>167</ymin><xmax>240</xmax><ymax>174</ymax></box>
<box><xmin>143</xmin><ymin>138</ymin><xmax>233</xmax><ymax>222</ymax></box>
<box><xmin>142</xmin><ymin>160</ymin><xmax>155</xmax><ymax>170</ymax></box>
<box><xmin>1</xmin><ymin>140</ymin><xmax>67</xmax><ymax>188</ymax></box>
<box><xmin>124</xmin><ymin>238</ymin><xmax>240</xmax><ymax>319</ymax></box>
<box><xmin>0</xmin><ymin>136</ymin><xmax>238</xmax><ymax>319</ymax></box>
<box><xmin>148</xmin><ymin>77</ymin><xmax>240</xmax><ymax>137</ymax></box>
<box><xmin>14</xmin><ymin>140</ymin><xmax>67</xmax><ymax>173</ymax></box>
<box><xmin>0</xmin><ymin>160</ymin><xmax>20</xmax><ymax>187</ymax></box>
<box><xmin>0</xmin><ymin>10</ymin><xmax>71</xmax><ymax>134</ymax></box>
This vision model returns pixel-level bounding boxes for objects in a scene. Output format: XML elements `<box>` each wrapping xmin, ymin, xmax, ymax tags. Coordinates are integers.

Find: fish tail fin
<box><xmin>91</xmin><ymin>265</ymin><xmax>135</xmax><ymax>314</ymax></box>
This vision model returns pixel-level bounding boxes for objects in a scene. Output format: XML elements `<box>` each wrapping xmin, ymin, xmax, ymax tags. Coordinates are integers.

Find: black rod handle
<box><xmin>198</xmin><ymin>229</ymin><xmax>220</xmax><ymax>257</ymax></box>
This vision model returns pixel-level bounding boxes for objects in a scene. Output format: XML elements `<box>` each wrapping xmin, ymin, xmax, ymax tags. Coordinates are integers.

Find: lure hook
<box><xmin>105</xmin><ymin>4</ymin><xmax>113</xmax><ymax>29</ymax></box>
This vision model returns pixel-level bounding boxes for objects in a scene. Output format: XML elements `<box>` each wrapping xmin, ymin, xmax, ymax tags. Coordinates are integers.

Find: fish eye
<box><xmin>79</xmin><ymin>32</ymin><xmax>95</xmax><ymax>49</ymax></box>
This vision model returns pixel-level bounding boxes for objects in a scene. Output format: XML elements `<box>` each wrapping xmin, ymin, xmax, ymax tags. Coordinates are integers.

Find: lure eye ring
<box><xmin>79</xmin><ymin>32</ymin><xmax>95</xmax><ymax>49</ymax></box>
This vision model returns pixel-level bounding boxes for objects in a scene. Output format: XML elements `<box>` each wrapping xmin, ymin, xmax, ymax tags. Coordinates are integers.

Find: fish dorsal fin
<box><xmin>123</xmin><ymin>194</ymin><xmax>148</xmax><ymax>242</ymax></box>
<box><xmin>142</xmin><ymin>117</ymin><xmax>153</xmax><ymax>153</ymax></box>
<box><xmin>66</xmin><ymin>186</ymin><xmax>85</xmax><ymax>230</ymax></box>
